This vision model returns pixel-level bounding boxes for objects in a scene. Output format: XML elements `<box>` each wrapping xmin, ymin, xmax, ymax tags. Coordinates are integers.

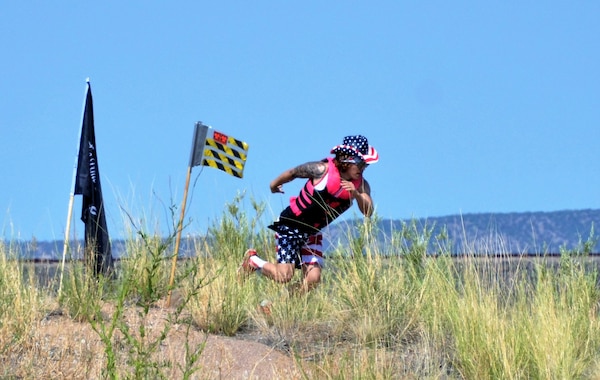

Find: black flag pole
<box><xmin>75</xmin><ymin>81</ymin><xmax>113</xmax><ymax>276</ymax></box>
<box><xmin>61</xmin><ymin>79</ymin><xmax>115</xmax><ymax>278</ymax></box>
<box><xmin>59</xmin><ymin>78</ymin><xmax>91</xmax><ymax>296</ymax></box>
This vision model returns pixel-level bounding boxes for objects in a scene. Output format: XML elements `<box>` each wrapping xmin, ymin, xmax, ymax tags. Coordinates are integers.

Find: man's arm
<box><xmin>342</xmin><ymin>179</ymin><xmax>374</xmax><ymax>217</ymax></box>
<box><xmin>270</xmin><ymin>161</ymin><xmax>327</xmax><ymax>193</ymax></box>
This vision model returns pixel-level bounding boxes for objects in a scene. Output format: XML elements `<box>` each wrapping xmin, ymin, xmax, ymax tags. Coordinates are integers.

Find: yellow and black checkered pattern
<box><xmin>202</xmin><ymin>135</ymin><xmax>249</xmax><ymax>178</ymax></box>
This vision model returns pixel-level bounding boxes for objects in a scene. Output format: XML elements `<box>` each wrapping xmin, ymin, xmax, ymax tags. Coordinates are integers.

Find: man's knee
<box><xmin>303</xmin><ymin>265</ymin><xmax>321</xmax><ymax>284</ymax></box>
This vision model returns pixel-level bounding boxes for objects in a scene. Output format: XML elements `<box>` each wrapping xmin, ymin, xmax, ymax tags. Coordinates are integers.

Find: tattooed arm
<box><xmin>270</xmin><ymin>161</ymin><xmax>327</xmax><ymax>193</ymax></box>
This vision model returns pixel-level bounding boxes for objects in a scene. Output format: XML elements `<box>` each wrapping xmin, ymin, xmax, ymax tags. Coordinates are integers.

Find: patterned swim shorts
<box><xmin>271</xmin><ymin>224</ymin><xmax>323</xmax><ymax>269</ymax></box>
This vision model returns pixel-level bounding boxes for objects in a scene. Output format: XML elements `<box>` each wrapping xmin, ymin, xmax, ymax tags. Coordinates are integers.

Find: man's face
<box><xmin>339</xmin><ymin>156</ymin><xmax>367</xmax><ymax>180</ymax></box>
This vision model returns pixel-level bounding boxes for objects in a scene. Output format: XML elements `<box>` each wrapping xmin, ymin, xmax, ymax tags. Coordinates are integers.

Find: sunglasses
<box><xmin>341</xmin><ymin>157</ymin><xmax>368</xmax><ymax>169</ymax></box>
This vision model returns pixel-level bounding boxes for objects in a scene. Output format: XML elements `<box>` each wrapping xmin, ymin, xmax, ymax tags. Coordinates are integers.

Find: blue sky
<box><xmin>1</xmin><ymin>2</ymin><xmax>598</xmax><ymax>242</ymax></box>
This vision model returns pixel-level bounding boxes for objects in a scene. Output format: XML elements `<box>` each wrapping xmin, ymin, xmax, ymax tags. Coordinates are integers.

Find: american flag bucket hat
<box><xmin>330</xmin><ymin>135</ymin><xmax>379</xmax><ymax>164</ymax></box>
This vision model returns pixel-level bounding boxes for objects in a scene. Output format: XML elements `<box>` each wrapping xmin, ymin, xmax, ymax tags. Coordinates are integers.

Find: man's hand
<box><xmin>270</xmin><ymin>182</ymin><xmax>285</xmax><ymax>193</ymax></box>
<box><xmin>343</xmin><ymin>179</ymin><xmax>373</xmax><ymax>217</ymax></box>
<box><xmin>340</xmin><ymin>180</ymin><xmax>357</xmax><ymax>196</ymax></box>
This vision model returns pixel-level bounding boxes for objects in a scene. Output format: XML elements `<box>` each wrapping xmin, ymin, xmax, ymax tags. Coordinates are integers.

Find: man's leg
<box><xmin>240</xmin><ymin>250</ymin><xmax>296</xmax><ymax>283</ymax></box>
<box><xmin>301</xmin><ymin>264</ymin><xmax>322</xmax><ymax>291</ymax></box>
<box><xmin>262</xmin><ymin>262</ymin><xmax>295</xmax><ymax>283</ymax></box>
<box><xmin>299</xmin><ymin>232</ymin><xmax>324</xmax><ymax>291</ymax></box>
<box><xmin>239</xmin><ymin>225</ymin><xmax>306</xmax><ymax>283</ymax></box>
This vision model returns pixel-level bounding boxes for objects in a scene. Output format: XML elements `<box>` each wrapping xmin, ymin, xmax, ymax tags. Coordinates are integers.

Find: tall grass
<box><xmin>421</xmin><ymin>243</ymin><xmax>600</xmax><ymax>379</ymax></box>
<box><xmin>0</xmin><ymin>241</ymin><xmax>56</xmax><ymax>378</ymax></box>
<box><xmin>0</xmin><ymin>241</ymin><xmax>51</xmax><ymax>346</ymax></box>
<box><xmin>2</xmin><ymin>195</ymin><xmax>600</xmax><ymax>379</ymax></box>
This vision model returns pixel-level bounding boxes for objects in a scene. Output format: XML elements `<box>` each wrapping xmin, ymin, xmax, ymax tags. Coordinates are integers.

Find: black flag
<box><xmin>74</xmin><ymin>82</ymin><xmax>113</xmax><ymax>276</ymax></box>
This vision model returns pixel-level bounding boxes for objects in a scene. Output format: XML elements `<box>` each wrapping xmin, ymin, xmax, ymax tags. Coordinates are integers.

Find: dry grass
<box><xmin>2</xmin><ymin>252</ymin><xmax>600</xmax><ymax>379</ymax></box>
<box><xmin>2</xmin><ymin>206</ymin><xmax>600</xmax><ymax>379</ymax></box>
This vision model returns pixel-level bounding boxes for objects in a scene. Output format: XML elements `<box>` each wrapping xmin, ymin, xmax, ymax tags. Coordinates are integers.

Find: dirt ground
<box><xmin>6</xmin><ymin>262</ymin><xmax>307</xmax><ymax>379</ymax></box>
<box><xmin>6</xmin><ymin>302</ymin><xmax>305</xmax><ymax>380</ymax></box>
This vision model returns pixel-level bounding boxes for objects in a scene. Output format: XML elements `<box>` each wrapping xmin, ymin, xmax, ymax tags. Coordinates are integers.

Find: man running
<box><xmin>239</xmin><ymin>135</ymin><xmax>379</xmax><ymax>291</ymax></box>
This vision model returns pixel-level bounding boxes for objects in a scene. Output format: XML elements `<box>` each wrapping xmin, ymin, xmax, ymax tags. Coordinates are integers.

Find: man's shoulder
<box><xmin>294</xmin><ymin>160</ymin><xmax>328</xmax><ymax>179</ymax></box>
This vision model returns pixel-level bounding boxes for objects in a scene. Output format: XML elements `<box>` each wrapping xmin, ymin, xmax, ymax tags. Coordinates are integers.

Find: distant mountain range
<box><xmin>8</xmin><ymin>209</ymin><xmax>600</xmax><ymax>260</ymax></box>
<box><xmin>327</xmin><ymin>208</ymin><xmax>600</xmax><ymax>255</ymax></box>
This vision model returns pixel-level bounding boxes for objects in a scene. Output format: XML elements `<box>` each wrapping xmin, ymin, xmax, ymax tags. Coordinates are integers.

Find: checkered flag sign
<box><xmin>190</xmin><ymin>122</ymin><xmax>249</xmax><ymax>178</ymax></box>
